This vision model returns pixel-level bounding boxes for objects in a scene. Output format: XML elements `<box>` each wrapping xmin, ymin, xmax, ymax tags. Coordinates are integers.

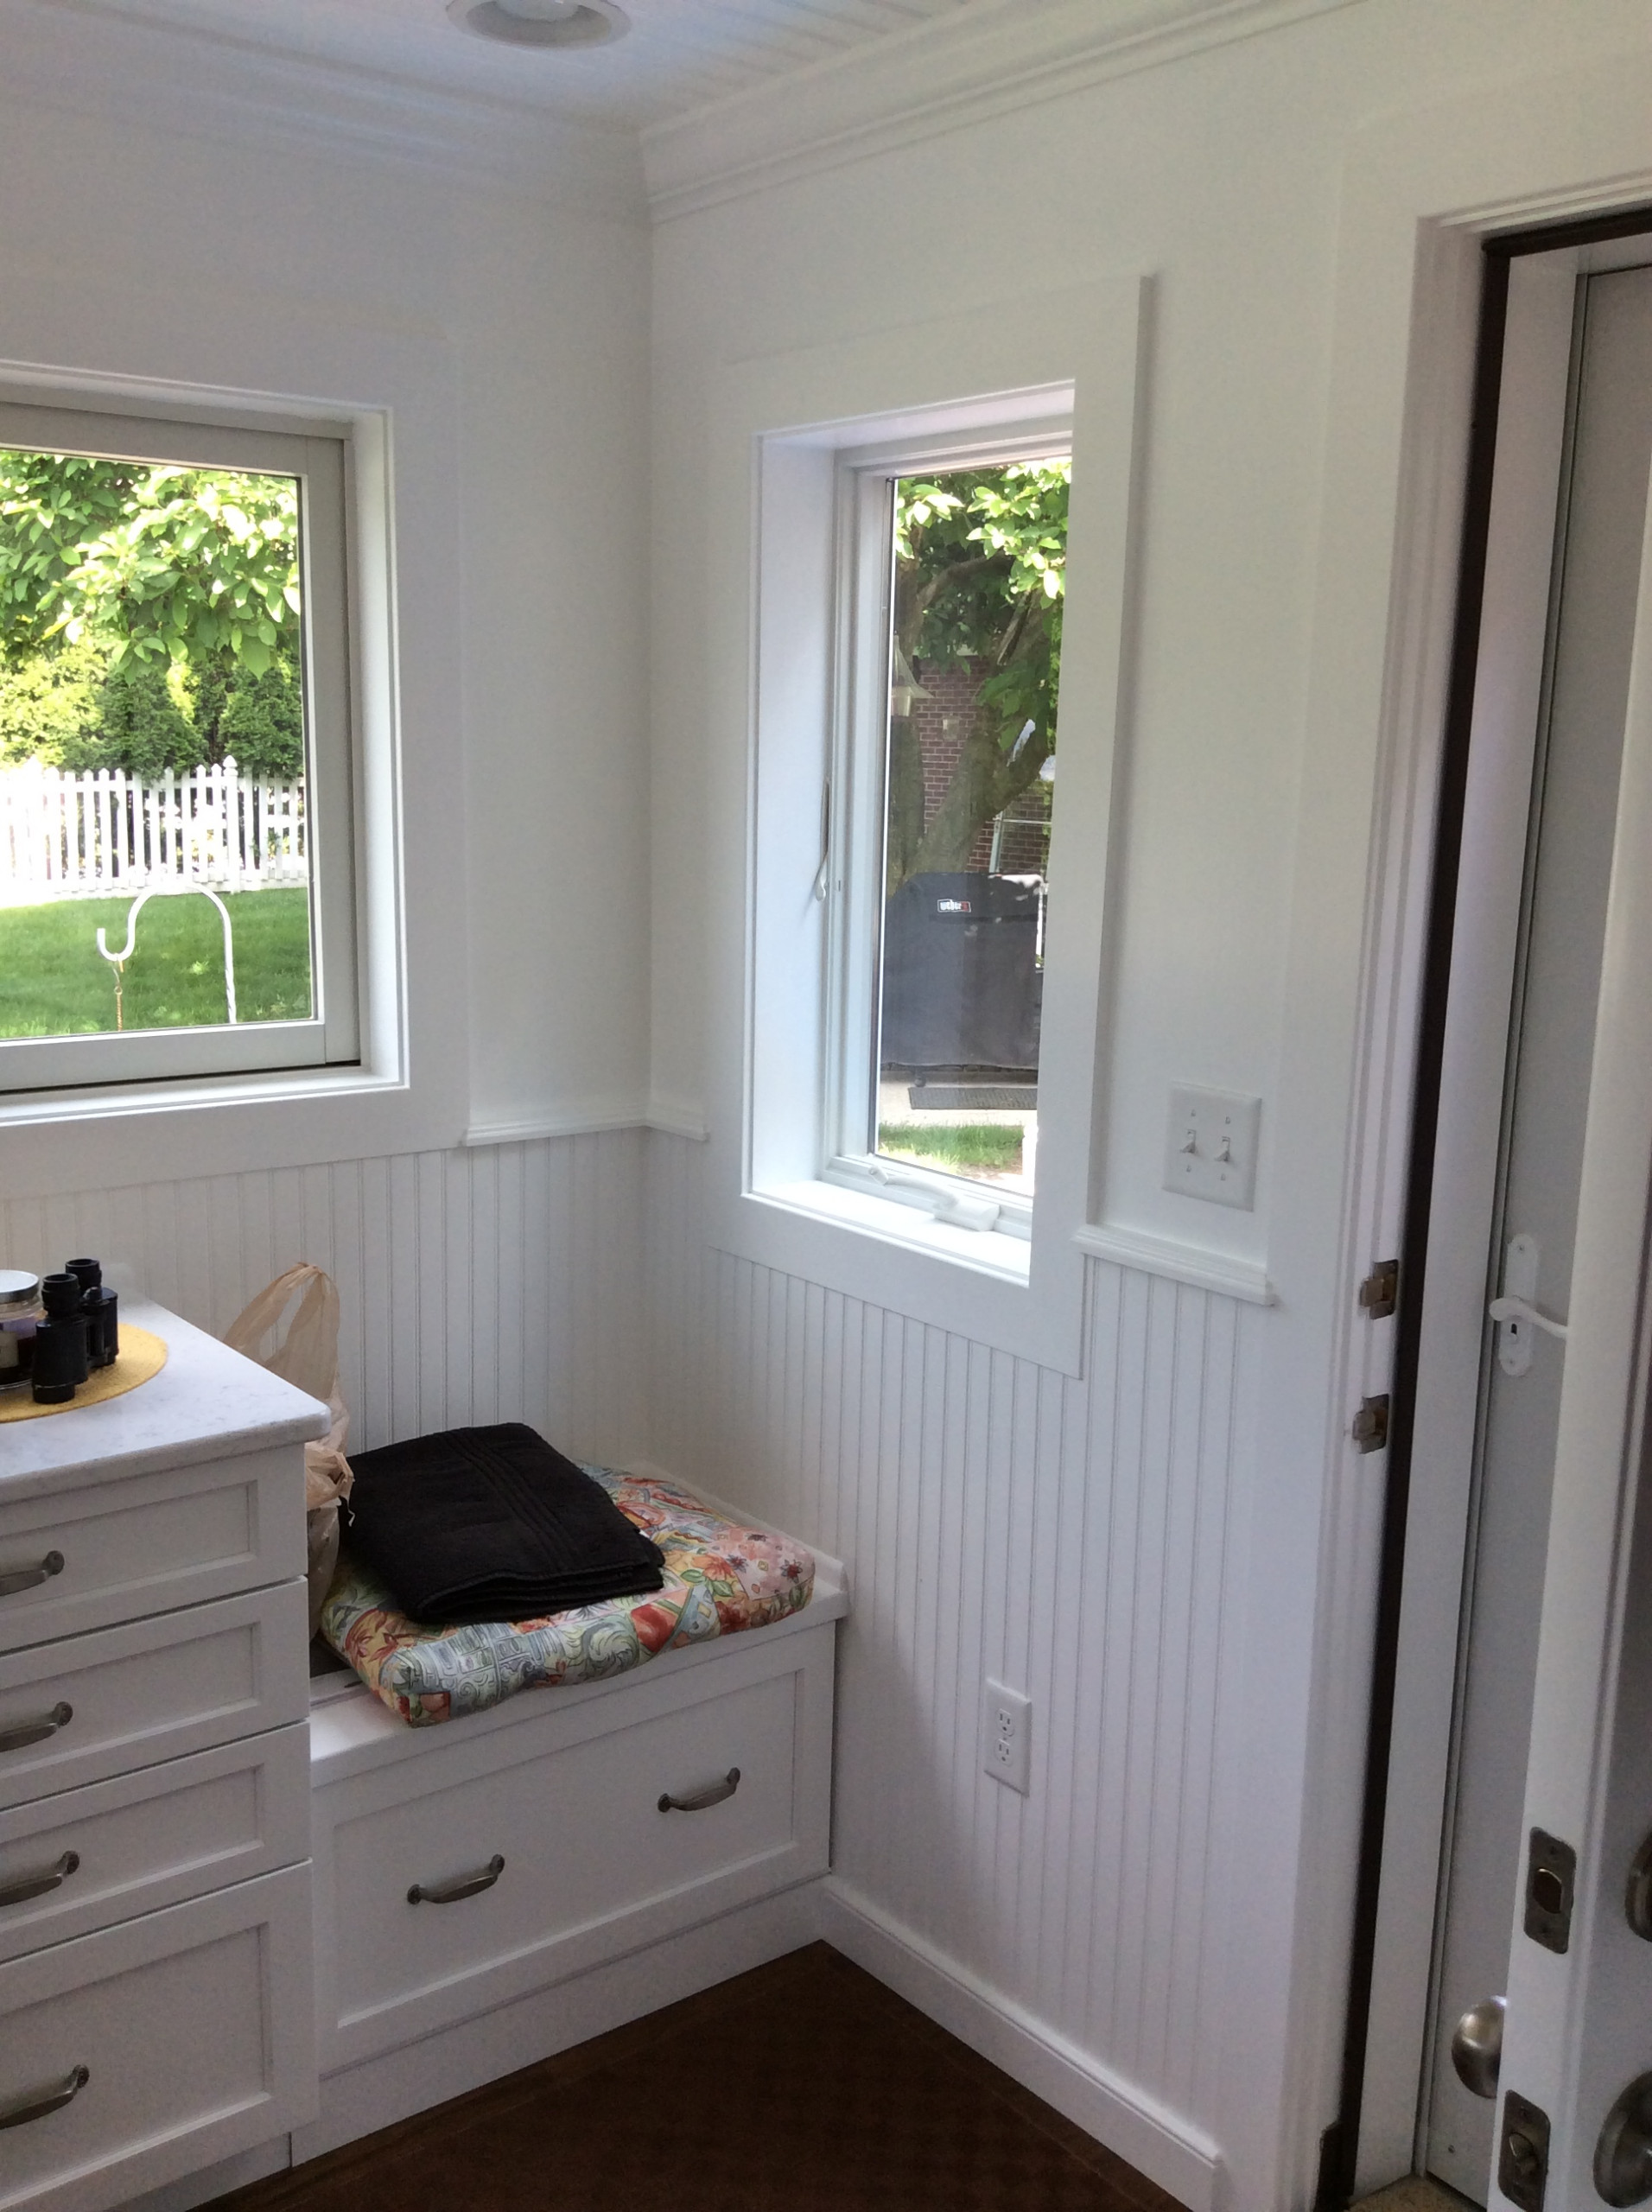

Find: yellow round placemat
<box><xmin>0</xmin><ymin>1325</ymin><xmax>168</xmax><ymax>1422</ymax></box>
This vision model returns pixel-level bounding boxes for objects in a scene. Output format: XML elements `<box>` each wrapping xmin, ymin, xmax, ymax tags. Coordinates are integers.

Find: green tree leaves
<box><xmin>0</xmin><ymin>453</ymin><xmax>301</xmax><ymax>677</ymax></box>
<box><xmin>65</xmin><ymin>659</ymin><xmax>201</xmax><ymax>779</ymax></box>
<box><xmin>0</xmin><ymin>448</ymin><xmax>307</xmax><ymax>777</ymax></box>
<box><xmin>886</xmin><ymin>459</ymin><xmax>1068</xmax><ymax>893</ymax></box>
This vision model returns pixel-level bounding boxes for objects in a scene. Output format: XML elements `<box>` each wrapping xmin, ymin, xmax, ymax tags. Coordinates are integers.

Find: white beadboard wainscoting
<box><xmin>0</xmin><ymin>1129</ymin><xmax>650</xmax><ymax>1465</ymax></box>
<box><xmin>645</xmin><ymin>1128</ymin><xmax>1256</xmax><ymax>2208</ymax></box>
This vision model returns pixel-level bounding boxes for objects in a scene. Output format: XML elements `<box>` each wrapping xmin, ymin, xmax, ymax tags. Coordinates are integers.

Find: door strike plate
<box><xmin>1351</xmin><ymin>1395</ymin><xmax>1390</xmax><ymax>1453</ymax></box>
<box><xmin>1524</xmin><ymin>1828</ymin><xmax>1577</xmax><ymax>1953</ymax></box>
<box><xmin>1358</xmin><ymin>1259</ymin><xmax>1399</xmax><ymax>1320</ymax></box>
<box><xmin>1499</xmin><ymin>2089</ymin><xmax>1551</xmax><ymax>2212</ymax></box>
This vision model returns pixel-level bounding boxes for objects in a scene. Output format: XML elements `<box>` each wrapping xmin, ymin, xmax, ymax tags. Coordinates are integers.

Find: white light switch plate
<box><xmin>1164</xmin><ymin>1085</ymin><xmax>1261</xmax><ymax>1210</ymax></box>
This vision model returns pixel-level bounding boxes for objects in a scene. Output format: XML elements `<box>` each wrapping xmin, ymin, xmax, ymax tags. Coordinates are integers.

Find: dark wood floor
<box><xmin>213</xmin><ymin>1942</ymin><xmax>1188</xmax><ymax>2212</ymax></box>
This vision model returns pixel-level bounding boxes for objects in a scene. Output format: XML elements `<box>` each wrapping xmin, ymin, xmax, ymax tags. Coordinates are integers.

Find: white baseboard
<box><xmin>117</xmin><ymin>2138</ymin><xmax>293</xmax><ymax>2212</ymax></box>
<box><xmin>183</xmin><ymin>1877</ymin><xmax>1219</xmax><ymax>2212</ymax></box>
<box><xmin>294</xmin><ymin>1881</ymin><xmax>824</xmax><ymax>2163</ymax></box>
<box><xmin>816</xmin><ymin>1878</ymin><xmax>1223</xmax><ymax>2212</ymax></box>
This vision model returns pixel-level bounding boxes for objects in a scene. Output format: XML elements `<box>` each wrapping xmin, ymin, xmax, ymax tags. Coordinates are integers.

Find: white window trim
<box><xmin>702</xmin><ymin>277</ymin><xmax>1147</xmax><ymax>1375</ymax></box>
<box><xmin>0</xmin><ymin>395</ymin><xmax>358</xmax><ymax>1096</ymax></box>
<box><xmin>0</xmin><ymin>374</ymin><xmax>414</xmax><ymax>1148</ymax></box>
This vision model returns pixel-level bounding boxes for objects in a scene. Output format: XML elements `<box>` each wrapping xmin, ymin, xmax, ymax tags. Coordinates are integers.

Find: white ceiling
<box><xmin>73</xmin><ymin>0</ymin><xmax>1012</xmax><ymax>129</ymax></box>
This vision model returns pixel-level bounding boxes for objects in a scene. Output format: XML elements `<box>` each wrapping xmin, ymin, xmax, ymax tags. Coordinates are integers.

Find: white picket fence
<box><xmin>0</xmin><ymin>759</ymin><xmax>307</xmax><ymax>906</ymax></box>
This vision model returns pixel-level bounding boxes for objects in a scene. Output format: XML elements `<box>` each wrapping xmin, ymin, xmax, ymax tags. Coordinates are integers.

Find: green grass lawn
<box><xmin>0</xmin><ymin>888</ymin><xmax>313</xmax><ymax>1038</ymax></box>
<box><xmin>878</xmin><ymin>1121</ymin><xmax>1025</xmax><ymax>1175</ymax></box>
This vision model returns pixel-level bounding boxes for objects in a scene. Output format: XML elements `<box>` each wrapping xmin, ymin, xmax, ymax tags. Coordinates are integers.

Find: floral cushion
<box><xmin>320</xmin><ymin>1464</ymin><xmax>814</xmax><ymax>1726</ymax></box>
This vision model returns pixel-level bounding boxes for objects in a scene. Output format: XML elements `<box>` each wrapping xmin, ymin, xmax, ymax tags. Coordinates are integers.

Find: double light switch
<box><xmin>1164</xmin><ymin>1085</ymin><xmax>1261</xmax><ymax>1210</ymax></box>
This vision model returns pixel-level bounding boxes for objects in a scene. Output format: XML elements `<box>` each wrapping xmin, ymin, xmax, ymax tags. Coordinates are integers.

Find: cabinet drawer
<box><xmin>0</xmin><ymin>1582</ymin><xmax>308</xmax><ymax>1809</ymax></box>
<box><xmin>0</xmin><ymin>1447</ymin><xmax>306</xmax><ymax>1655</ymax></box>
<box><xmin>0</xmin><ymin>1866</ymin><xmax>313</xmax><ymax>2212</ymax></box>
<box><xmin>0</xmin><ymin>1724</ymin><xmax>308</xmax><ymax>1963</ymax></box>
<box><xmin>318</xmin><ymin>1639</ymin><xmax>832</xmax><ymax>2067</ymax></box>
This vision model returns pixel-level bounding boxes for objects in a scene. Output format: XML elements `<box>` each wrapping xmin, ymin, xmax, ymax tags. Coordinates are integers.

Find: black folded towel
<box><xmin>342</xmin><ymin>1423</ymin><xmax>664</xmax><ymax>1625</ymax></box>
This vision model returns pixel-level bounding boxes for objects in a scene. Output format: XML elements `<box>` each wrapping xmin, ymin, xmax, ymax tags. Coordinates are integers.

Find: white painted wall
<box><xmin>645</xmin><ymin>7</ymin><xmax>1652</xmax><ymax>2209</ymax></box>
<box><xmin>1</xmin><ymin>1129</ymin><xmax>650</xmax><ymax>1465</ymax></box>
<box><xmin>11</xmin><ymin>9</ymin><xmax>1652</xmax><ymax>2212</ymax></box>
<box><xmin>0</xmin><ymin>3</ymin><xmax>653</xmax><ymax>1195</ymax></box>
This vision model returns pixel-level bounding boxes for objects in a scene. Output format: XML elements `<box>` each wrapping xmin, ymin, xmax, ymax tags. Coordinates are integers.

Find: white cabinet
<box><xmin>0</xmin><ymin>1446</ymin><xmax>307</xmax><ymax>1651</ymax></box>
<box><xmin>0</xmin><ymin>1726</ymin><xmax>310</xmax><ymax>1964</ymax></box>
<box><xmin>311</xmin><ymin>1616</ymin><xmax>839</xmax><ymax>2075</ymax></box>
<box><xmin>0</xmin><ymin>1302</ymin><xmax>324</xmax><ymax>2212</ymax></box>
<box><xmin>0</xmin><ymin>1869</ymin><xmax>315</xmax><ymax>2212</ymax></box>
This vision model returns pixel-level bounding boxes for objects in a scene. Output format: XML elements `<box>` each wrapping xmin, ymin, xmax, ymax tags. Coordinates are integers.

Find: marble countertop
<box><xmin>0</xmin><ymin>1299</ymin><xmax>329</xmax><ymax>1499</ymax></box>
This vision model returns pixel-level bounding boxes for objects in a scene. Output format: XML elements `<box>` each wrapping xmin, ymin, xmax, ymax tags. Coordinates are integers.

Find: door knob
<box><xmin>1596</xmin><ymin>2073</ymin><xmax>1652</xmax><ymax>2205</ymax></box>
<box><xmin>1451</xmin><ymin>1993</ymin><xmax>1506</xmax><ymax>2098</ymax></box>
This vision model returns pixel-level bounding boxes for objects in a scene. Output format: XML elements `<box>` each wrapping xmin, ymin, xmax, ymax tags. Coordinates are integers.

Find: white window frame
<box><xmin>821</xmin><ymin>423</ymin><xmax>1073</xmax><ymax>1244</ymax></box>
<box><xmin>702</xmin><ymin>280</ymin><xmax>1147</xmax><ymax>1374</ymax></box>
<box><xmin>0</xmin><ymin>394</ymin><xmax>359</xmax><ymax>1097</ymax></box>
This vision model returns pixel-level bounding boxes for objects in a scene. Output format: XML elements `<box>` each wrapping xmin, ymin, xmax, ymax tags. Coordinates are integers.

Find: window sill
<box><xmin>751</xmin><ymin>1178</ymin><xmax>1032</xmax><ymax>1285</ymax></box>
<box><xmin>0</xmin><ymin>1060</ymin><xmax>397</xmax><ymax>1132</ymax></box>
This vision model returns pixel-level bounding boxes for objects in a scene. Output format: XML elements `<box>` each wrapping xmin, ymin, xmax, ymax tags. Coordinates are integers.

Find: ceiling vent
<box><xmin>445</xmin><ymin>0</ymin><xmax>629</xmax><ymax>47</ymax></box>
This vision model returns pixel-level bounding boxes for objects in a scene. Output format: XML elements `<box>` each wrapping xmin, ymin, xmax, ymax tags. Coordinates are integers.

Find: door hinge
<box><xmin>1351</xmin><ymin>1395</ymin><xmax>1390</xmax><ymax>1453</ymax></box>
<box><xmin>1358</xmin><ymin>1258</ymin><xmax>1399</xmax><ymax>1319</ymax></box>
<box><xmin>1524</xmin><ymin>1828</ymin><xmax>1577</xmax><ymax>1954</ymax></box>
<box><xmin>1499</xmin><ymin>2088</ymin><xmax>1551</xmax><ymax>2212</ymax></box>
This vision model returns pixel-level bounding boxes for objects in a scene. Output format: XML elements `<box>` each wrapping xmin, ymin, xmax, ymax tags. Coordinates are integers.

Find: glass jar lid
<box><xmin>0</xmin><ymin>1269</ymin><xmax>41</xmax><ymax>1314</ymax></box>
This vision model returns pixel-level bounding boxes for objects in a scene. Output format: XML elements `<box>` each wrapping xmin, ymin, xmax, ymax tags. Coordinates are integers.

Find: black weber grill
<box><xmin>878</xmin><ymin>870</ymin><xmax>1043</xmax><ymax>1073</ymax></box>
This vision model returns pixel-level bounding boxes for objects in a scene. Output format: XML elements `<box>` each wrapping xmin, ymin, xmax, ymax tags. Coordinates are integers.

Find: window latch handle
<box><xmin>813</xmin><ymin>779</ymin><xmax>832</xmax><ymax>902</ymax></box>
<box><xmin>1489</xmin><ymin>1294</ymin><xmax>1569</xmax><ymax>1342</ymax></box>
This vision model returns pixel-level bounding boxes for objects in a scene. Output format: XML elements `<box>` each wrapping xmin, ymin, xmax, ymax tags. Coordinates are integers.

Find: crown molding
<box><xmin>643</xmin><ymin>0</ymin><xmax>1368</xmax><ymax>222</ymax></box>
<box><xmin>3</xmin><ymin>0</ymin><xmax>646</xmax><ymax>220</ymax></box>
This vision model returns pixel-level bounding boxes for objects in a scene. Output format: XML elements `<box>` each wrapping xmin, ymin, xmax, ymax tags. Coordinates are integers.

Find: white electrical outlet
<box><xmin>983</xmin><ymin>1678</ymin><xmax>1032</xmax><ymax>1796</ymax></box>
<box><xmin>1164</xmin><ymin>1084</ymin><xmax>1261</xmax><ymax>1210</ymax></box>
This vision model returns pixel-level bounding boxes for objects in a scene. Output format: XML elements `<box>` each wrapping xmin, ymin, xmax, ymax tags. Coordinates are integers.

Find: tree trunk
<box><xmin>885</xmin><ymin>715</ymin><xmax>926</xmax><ymax>898</ymax></box>
<box><xmin>894</xmin><ymin>709</ymin><xmax>1052</xmax><ymax>888</ymax></box>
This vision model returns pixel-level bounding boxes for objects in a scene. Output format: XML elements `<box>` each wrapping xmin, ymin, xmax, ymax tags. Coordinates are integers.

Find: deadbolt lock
<box><xmin>1499</xmin><ymin>2089</ymin><xmax>1552</xmax><ymax>2212</ymax></box>
<box><xmin>1596</xmin><ymin>2073</ymin><xmax>1652</xmax><ymax>2207</ymax></box>
<box><xmin>1524</xmin><ymin>1827</ymin><xmax>1576</xmax><ymax>1953</ymax></box>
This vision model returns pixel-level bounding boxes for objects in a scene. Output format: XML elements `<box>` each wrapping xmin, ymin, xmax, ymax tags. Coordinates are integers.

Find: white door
<box><xmin>1483</xmin><ymin>311</ymin><xmax>1652</xmax><ymax>2209</ymax></box>
<box><xmin>1426</xmin><ymin>264</ymin><xmax>1652</xmax><ymax>2202</ymax></box>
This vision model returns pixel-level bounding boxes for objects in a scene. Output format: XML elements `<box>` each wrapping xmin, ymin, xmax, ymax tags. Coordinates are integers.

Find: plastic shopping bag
<box><xmin>224</xmin><ymin>1265</ymin><xmax>354</xmax><ymax>1634</ymax></box>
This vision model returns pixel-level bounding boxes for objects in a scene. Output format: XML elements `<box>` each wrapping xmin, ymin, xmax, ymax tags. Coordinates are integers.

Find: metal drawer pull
<box><xmin>658</xmin><ymin>1767</ymin><xmax>740</xmax><ymax>1814</ymax></box>
<box><xmin>407</xmin><ymin>1853</ymin><xmax>505</xmax><ymax>1905</ymax></box>
<box><xmin>0</xmin><ymin>2063</ymin><xmax>89</xmax><ymax>2131</ymax></box>
<box><xmin>0</xmin><ymin>1703</ymin><xmax>71</xmax><ymax>1755</ymax></box>
<box><xmin>0</xmin><ymin>1850</ymin><xmax>79</xmax><ymax>1910</ymax></box>
<box><xmin>0</xmin><ymin>1552</ymin><xmax>64</xmax><ymax>1600</ymax></box>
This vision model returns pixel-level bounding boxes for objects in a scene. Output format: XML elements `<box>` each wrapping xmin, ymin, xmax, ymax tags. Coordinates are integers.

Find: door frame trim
<box><xmin>1325</xmin><ymin>200</ymin><xmax>1652</xmax><ymax>2209</ymax></box>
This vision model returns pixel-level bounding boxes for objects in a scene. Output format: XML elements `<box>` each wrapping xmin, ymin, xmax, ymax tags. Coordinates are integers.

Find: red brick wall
<box><xmin>908</xmin><ymin>658</ymin><xmax>1051</xmax><ymax>874</ymax></box>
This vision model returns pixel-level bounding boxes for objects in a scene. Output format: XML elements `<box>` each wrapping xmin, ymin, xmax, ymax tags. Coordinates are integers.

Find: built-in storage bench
<box><xmin>305</xmin><ymin>1522</ymin><xmax>846</xmax><ymax>2152</ymax></box>
<box><xmin>0</xmin><ymin>1303</ymin><xmax>325</xmax><ymax>2212</ymax></box>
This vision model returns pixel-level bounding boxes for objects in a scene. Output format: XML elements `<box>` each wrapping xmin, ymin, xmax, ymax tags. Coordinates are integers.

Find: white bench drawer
<box><xmin>0</xmin><ymin>1448</ymin><xmax>306</xmax><ymax>1655</ymax></box>
<box><xmin>0</xmin><ymin>1583</ymin><xmax>308</xmax><ymax>1809</ymax></box>
<box><xmin>0</xmin><ymin>1724</ymin><xmax>309</xmax><ymax>1964</ymax></box>
<box><xmin>315</xmin><ymin>1626</ymin><xmax>835</xmax><ymax>2068</ymax></box>
<box><xmin>0</xmin><ymin>1866</ymin><xmax>314</xmax><ymax>2212</ymax></box>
